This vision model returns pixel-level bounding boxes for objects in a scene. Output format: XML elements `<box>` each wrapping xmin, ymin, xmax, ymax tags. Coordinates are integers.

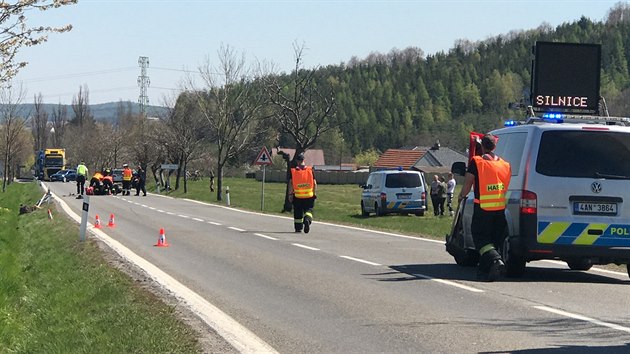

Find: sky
<box><xmin>12</xmin><ymin>0</ymin><xmax>625</xmax><ymax>105</ymax></box>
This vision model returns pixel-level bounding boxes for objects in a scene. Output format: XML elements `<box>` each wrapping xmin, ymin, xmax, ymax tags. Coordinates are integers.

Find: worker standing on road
<box><xmin>135</xmin><ymin>165</ymin><xmax>147</xmax><ymax>196</ymax></box>
<box><xmin>458</xmin><ymin>134</ymin><xmax>511</xmax><ymax>282</ymax></box>
<box><xmin>288</xmin><ymin>152</ymin><xmax>317</xmax><ymax>233</ymax></box>
<box><xmin>122</xmin><ymin>163</ymin><xmax>133</xmax><ymax>196</ymax></box>
<box><xmin>76</xmin><ymin>161</ymin><xmax>88</xmax><ymax>199</ymax></box>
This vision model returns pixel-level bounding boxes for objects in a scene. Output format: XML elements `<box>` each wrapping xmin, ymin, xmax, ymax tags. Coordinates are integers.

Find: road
<box><xmin>46</xmin><ymin>181</ymin><xmax>630</xmax><ymax>353</ymax></box>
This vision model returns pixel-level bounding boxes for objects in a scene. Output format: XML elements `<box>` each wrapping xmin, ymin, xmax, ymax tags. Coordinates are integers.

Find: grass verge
<box><xmin>0</xmin><ymin>182</ymin><xmax>202</xmax><ymax>353</ymax></box>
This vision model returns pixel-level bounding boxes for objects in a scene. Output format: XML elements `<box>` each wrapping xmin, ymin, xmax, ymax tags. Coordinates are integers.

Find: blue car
<box><xmin>50</xmin><ymin>169</ymin><xmax>77</xmax><ymax>182</ymax></box>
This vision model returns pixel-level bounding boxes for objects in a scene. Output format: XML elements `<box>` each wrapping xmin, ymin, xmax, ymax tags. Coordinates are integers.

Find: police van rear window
<box><xmin>385</xmin><ymin>173</ymin><xmax>422</xmax><ymax>188</ymax></box>
<box><xmin>536</xmin><ymin>130</ymin><xmax>630</xmax><ymax>178</ymax></box>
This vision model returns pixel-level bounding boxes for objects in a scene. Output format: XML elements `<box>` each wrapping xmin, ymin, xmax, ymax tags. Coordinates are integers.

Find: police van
<box><xmin>361</xmin><ymin>169</ymin><xmax>428</xmax><ymax>217</ymax></box>
<box><xmin>446</xmin><ymin>114</ymin><xmax>630</xmax><ymax>278</ymax></box>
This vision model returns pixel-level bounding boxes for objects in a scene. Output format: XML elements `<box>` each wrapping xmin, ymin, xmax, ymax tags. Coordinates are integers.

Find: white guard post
<box><xmin>79</xmin><ymin>196</ymin><xmax>90</xmax><ymax>241</ymax></box>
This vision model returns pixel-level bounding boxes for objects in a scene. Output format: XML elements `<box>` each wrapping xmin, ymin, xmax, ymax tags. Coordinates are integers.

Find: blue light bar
<box><xmin>504</xmin><ymin>120</ymin><xmax>518</xmax><ymax>127</ymax></box>
<box><xmin>542</xmin><ymin>113</ymin><xmax>564</xmax><ymax>123</ymax></box>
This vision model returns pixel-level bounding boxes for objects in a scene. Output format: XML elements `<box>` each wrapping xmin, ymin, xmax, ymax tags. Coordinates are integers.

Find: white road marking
<box><xmin>141</xmin><ymin>204</ymin><xmax>147</xmax><ymax>208</ymax></box>
<box><xmin>192</xmin><ymin>217</ymin><xmax>204</xmax><ymax>222</ymax></box>
<box><xmin>178</xmin><ymin>214</ymin><xmax>190</xmax><ymax>219</ymax></box>
<box><xmin>228</xmin><ymin>226</ymin><xmax>245</xmax><ymax>232</ymax></box>
<box><xmin>148</xmin><ymin>207</ymin><xmax>156</xmax><ymax>210</ymax></box>
<box><xmin>339</xmin><ymin>255</ymin><xmax>381</xmax><ymax>266</ymax></box>
<box><xmin>409</xmin><ymin>272</ymin><xmax>484</xmax><ymax>293</ymax></box>
<box><xmin>157</xmin><ymin>209</ymin><xmax>165</xmax><ymax>213</ymax></box>
<box><xmin>49</xmin><ymin>189</ymin><xmax>278</xmax><ymax>353</ymax></box>
<box><xmin>292</xmin><ymin>243</ymin><xmax>320</xmax><ymax>251</ymax></box>
<box><xmin>254</xmin><ymin>233</ymin><xmax>278</xmax><ymax>240</ymax></box>
<box><xmin>534</xmin><ymin>305</ymin><xmax>630</xmax><ymax>334</ymax></box>
<box><xmin>207</xmin><ymin>221</ymin><xmax>222</xmax><ymax>226</ymax></box>
<box><xmin>166</xmin><ymin>211</ymin><xmax>175</xmax><ymax>215</ymax></box>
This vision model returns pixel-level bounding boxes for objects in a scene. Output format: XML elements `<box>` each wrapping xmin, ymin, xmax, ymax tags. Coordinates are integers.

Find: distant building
<box><xmin>273</xmin><ymin>148</ymin><xmax>326</xmax><ymax>168</ymax></box>
<box><xmin>373</xmin><ymin>140</ymin><xmax>467</xmax><ymax>174</ymax></box>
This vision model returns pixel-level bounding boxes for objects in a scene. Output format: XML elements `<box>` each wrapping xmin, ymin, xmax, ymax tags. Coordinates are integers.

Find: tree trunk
<box><xmin>216</xmin><ymin>163</ymin><xmax>224</xmax><ymax>201</ymax></box>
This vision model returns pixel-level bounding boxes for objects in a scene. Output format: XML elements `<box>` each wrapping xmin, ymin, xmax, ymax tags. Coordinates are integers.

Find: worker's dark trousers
<box><xmin>293</xmin><ymin>197</ymin><xmax>315</xmax><ymax>231</ymax></box>
<box><xmin>76</xmin><ymin>175</ymin><xmax>86</xmax><ymax>195</ymax></box>
<box><xmin>471</xmin><ymin>204</ymin><xmax>507</xmax><ymax>271</ymax></box>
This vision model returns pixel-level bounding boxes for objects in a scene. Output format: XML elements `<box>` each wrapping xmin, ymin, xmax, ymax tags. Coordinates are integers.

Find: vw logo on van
<box><xmin>591</xmin><ymin>181</ymin><xmax>602</xmax><ymax>194</ymax></box>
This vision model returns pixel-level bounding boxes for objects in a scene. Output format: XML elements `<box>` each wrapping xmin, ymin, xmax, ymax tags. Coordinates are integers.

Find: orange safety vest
<box><xmin>291</xmin><ymin>166</ymin><xmax>315</xmax><ymax>199</ymax></box>
<box><xmin>102</xmin><ymin>175</ymin><xmax>113</xmax><ymax>183</ymax></box>
<box><xmin>472</xmin><ymin>155</ymin><xmax>511</xmax><ymax>211</ymax></box>
<box><xmin>123</xmin><ymin>168</ymin><xmax>133</xmax><ymax>181</ymax></box>
<box><xmin>93</xmin><ymin>172</ymin><xmax>103</xmax><ymax>180</ymax></box>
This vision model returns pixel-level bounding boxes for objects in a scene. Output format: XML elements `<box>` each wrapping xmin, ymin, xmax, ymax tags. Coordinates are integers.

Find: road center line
<box><xmin>228</xmin><ymin>226</ymin><xmax>245</xmax><ymax>232</ymax></box>
<box><xmin>292</xmin><ymin>243</ymin><xmax>320</xmax><ymax>251</ymax></box>
<box><xmin>179</xmin><ymin>214</ymin><xmax>190</xmax><ymax>219</ymax></box>
<box><xmin>254</xmin><ymin>233</ymin><xmax>277</xmax><ymax>240</ymax></box>
<box><xmin>534</xmin><ymin>305</ymin><xmax>630</xmax><ymax>333</ymax></box>
<box><xmin>207</xmin><ymin>221</ymin><xmax>221</xmax><ymax>226</ymax></box>
<box><xmin>166</xmin><ymin>211</ymin><xmax>175</xmax><ymax>215</ymax></box>
<box><xmin>409</xmin><ymin>272</ymin><xmax>484</xmax><ymax>293</ymax></box>
<box><xmin>157</xmin><ymin>209</ymin><xmax>165</xmax><ymax>213</ymax></box>
<box><xmin>339</xmin><ymin>255</ymin><xmax>381</xmax><ymax>266</ymax></box>
<box><xmin>192</xmin><ymin>217</ymin><xmax>204</xmax><ymax>222</ymax></box>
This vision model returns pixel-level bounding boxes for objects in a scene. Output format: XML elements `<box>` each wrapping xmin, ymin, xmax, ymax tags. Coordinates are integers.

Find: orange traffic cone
<box><xmin>94</xmin><ymin>214</ymin><xmax>102</xmax><ymax>229</ymax></box>
<box><xmin>47</xmin><ymin>208</ymin><xmax>53</xmax><ymax>220</ymax></box>
<box><xmin>154</xmin><ymin>228</ymin><xmax>169</xmax><ymax>247</ymax></box>
<box><xmin>107</xmin><ymin>213</ymin><xmax>116</xmax><ymax>227</ymax></box>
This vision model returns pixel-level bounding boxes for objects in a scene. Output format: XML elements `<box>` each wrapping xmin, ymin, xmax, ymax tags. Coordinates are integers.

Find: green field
<box><xmin>0</xmin><ymin>182</ymin><xmax>203</xmax><ymax>353</ymax></box>
<box><xmin>160</xmin><ymin>176</ymin><xmax>459</xmax><ymax>240</ymax></box>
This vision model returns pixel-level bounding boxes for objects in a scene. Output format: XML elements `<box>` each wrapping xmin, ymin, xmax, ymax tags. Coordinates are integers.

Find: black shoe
<box><xmin>143</xmin><ymin>194</ymin><xmax>146</xmax><ymax>196</ymax></box>
<box><xmin>486</xmin><ymin>259</ymin><xmax>505</xmax><ymax>282</ymax></box>
<box><xmin>295</xmin><ymin>229</ymin><xmax>302</xmax><ymax>233</ymax></box>
<box><xmin>135</xmin><ymin>194</ymin><xmax>139</xmax><ymax>196</ymax></box>
<box><xmin>76</xmin><ymin>195</ymin><xmax>83</xmax><ymax>199</ymax></box>
<box><xmin>304</xmin><ymin>216</ymin><xmax>311</xmax><ymax>234</ymax></box>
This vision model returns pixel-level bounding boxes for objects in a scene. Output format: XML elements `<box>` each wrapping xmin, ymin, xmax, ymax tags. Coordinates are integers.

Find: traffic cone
<box><xmin>154</xmin><ymin>228</ymin><xmax>169</xmax><ymax>247</ymax></box>
<box><xmin>94</xmin><ymin>214</ymin><xmax>102</xmax><ymax>229</ymax></box>
<box><xmin>107</xmin><ymin>213</ymin><xmax>116</xmax><ymax>227</ymax></box>
<box><xmin>47</xmin><ymin>208</ymin><xmax>53</xmax><ymax>220</ymax></box>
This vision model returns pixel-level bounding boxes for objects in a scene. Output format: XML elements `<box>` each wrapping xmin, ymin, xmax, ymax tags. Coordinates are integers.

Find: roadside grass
<box><xmin>159</xmin><ymin>177</ymin><xmax>458</xmax><ymax>240</ymax></box>
<box><xmin>0</xmin><ymin>182</ymin><xmax>201</xmax><ymax>353</ymax></box>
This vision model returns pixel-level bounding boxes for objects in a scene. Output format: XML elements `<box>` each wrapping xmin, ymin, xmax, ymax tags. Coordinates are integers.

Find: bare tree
<box><xmin>31</xmin><ymin>93</ymin><xmax>48</xmax><ymax>151</ymax></box>
<box><xmin>0</xmin><ymin>0</ymin><xmax>76</xmax><ymax>83</ymax></box>
<box><xmin>189</xmin><ymin>44</ymin><xmax>269</xmax><ymax>201</ymax></box>
<box><xmin>50</xmin><ymin>102</ymin><xmax>67</xmax><ymax>147</ymax></box>
<box><xmin>71</xmin><ymin>85</ymin><xmax>93</xmax><ymax>128</ymax></box>
<box><xmin>263</xmin><ymin>42</ymin><xmax>339</xmax><ymax>211</ymax></box>
<box><xmin>0</xmin><ymin>85</ymin><xmax>28</xmax><ymax>191</ymax></box>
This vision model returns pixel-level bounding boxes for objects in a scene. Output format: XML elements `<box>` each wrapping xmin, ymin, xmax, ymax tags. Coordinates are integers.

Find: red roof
<box><xmin>374</xmin><ymin>149</ymin><xmax>425</xmax><ymax>169</ymax></box>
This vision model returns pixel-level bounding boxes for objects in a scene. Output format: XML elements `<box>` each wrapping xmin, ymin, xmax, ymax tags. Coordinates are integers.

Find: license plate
<box><xmin>397</xmin><ymin>194</ymin><xmax>411</xmax><ymax>200</ymax></box>
<box><xmin>574</xmin><ymin>202</ymin><xmax>617</xmax><ymax>215</ymax></box>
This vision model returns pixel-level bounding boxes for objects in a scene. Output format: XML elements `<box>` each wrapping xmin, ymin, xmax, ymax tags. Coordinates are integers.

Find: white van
<box><xmin>361</xmin><ymin>169</ymin><xmax>427</xmax><ymax>217</ymax></box>
<box><xmin>447</xmin><ymin>114</ymin><xmax>630</xmax><ymax>278</ymax></box>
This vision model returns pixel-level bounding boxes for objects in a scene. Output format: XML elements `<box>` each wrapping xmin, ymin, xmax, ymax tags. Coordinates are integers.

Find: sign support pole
<box><xmin>261</xmin><ymin>165</ymin><xmax>266</xmax><ymax>211</ymax></box>
<box><xmin>79</xmin><ymin>196</ymin><xmax>90</xmax><ymax>241</ymax></box>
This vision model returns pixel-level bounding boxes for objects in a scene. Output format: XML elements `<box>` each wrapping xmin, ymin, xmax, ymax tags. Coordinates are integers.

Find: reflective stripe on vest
<box><xmin>472</xmin><ymin>155</ymin><xmax>511</xmax><ymax>211</ymax></box>
<box><xmin>291</xmin><ymin>166</ymin><xmax>314</xmax><ymax>199</ymax></box>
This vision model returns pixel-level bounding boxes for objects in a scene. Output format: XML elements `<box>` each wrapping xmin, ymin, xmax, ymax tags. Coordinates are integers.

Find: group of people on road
<box><xmin>429</xmin><ymin>172</ymin><xmax>457</xmax><ymax>217</ymax></box>
<box><xmin>74</xmin><ymin>162</ymin><xmax>146</xmax><ymax>198</ymax></box>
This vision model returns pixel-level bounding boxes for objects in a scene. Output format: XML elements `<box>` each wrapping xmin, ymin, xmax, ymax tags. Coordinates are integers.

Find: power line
<box><xmin>19</xmin><ymin>67</ymin><xmax>137</xmax><ymax>83</ymax></box>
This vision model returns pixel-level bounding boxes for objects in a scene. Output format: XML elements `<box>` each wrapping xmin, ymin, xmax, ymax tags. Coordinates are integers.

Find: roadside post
<box><xmin>254</xmin><ymin>146</ymin><xmax>273</xmax><ymax>211</ymax></box>
<box><xmin>79</xmin><ymin>195</ymin><xmax>90</xmax><ymax>241</ymax></box>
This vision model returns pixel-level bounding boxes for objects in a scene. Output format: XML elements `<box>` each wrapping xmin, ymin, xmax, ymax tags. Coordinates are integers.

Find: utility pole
<box><xmin>137</xmin><ymin>56</ymin><xmax>150</xmax><ymax>118</ymax></box>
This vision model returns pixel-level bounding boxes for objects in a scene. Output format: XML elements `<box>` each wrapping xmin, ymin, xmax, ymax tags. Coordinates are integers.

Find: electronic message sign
<box><xmin>531</xmin><ymin>42</ymin><xmax>601</xmax><ymax>113</ymax></box>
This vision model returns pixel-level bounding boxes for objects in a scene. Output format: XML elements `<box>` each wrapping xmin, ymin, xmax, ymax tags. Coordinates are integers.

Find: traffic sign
<box><xmin>161</xmin><ymin>164</ymin><xmax>179</xmax><ymax>170</ymax></box>
<box><xmin>254</xmin><ymin>146</ymin><xmax>272</xmax><ymax>165</ymax></box>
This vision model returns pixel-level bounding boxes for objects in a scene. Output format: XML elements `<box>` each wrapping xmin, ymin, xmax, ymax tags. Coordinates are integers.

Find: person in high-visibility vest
<box><xmin>458</xmin><ymin>134</ymin><xmax>511</xmax><ymax>282</ymax></box>
<box><xmin>288</xmin><ymin>152</ymin><xmax>317</xmax><ymax>233</ymax></box>
<box><xmin>122</xmin><ymin>164</ymin><xmax>133</xmax><ymax>196</ymax></box>
<box><xmin>76</xmin><ymin>161</ymin><xmax>88</xmax><ymax>199</ymax></box>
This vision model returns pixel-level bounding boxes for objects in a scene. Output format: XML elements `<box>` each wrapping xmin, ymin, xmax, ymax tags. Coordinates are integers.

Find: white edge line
<box><xmin>534</xmin><ymin>305</ymin><xmax>630</xmax><ymax>334</ymax></box>
<box><xmin>292</xmin><ymin>243</ymin><xmax>320</xmax><ymax>251</ymax></box>
<box><xmin>339</xmin><ymin>255</ymin><xmax>382</xmax><ymax>266</ymax></box>
<box><xmin>228</xmin><ymin>226</ymin><xmax>245</xmax><ymax>232</ymax></box>
<box><xmin>254</xmin><ymin>233</ymin><xmax>278</xmax><ymax>240</ymax></box>
<box><xmin>411</xmin><ymin>272</ymin><xmax>484</xmax><ymax>293</ymax></box>
<box><xmin>48</xmin><ymin>187</ymin><xmax>278</xmax><ymax>353</ymax></box>
<box><xmin>541</xmin><ymin>259</ymin><xmax>627</xmax><ymax>277</ymax></box>
<box><xmin>183</xmin><ymin>198</ymin><xmax>444</xmax><ymax>244</ymax></box>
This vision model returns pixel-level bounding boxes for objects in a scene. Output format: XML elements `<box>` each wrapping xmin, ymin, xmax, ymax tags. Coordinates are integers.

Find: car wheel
<box><xmin>501</xmin><ymin>234</ymin><xmax>526</xmax><ymax>277</ymax></box>
<box><xmin>375</xmin><ymin>202</ymin><xmax>383</xmax><ymax>217</ymax></box>
<box><xmin>361</xmin><ymin>201</ymin><xmax>369</xmax><ymax>217</ymax></box>
<box><xmin>626</xmin><ymin>264</ymin><xmax>630</xmax><ymax>279</ymax></box>
<box><xmin>567</xmin><ymin>259</ymin><xmax>593</xmax><ymax>271</ymax></box>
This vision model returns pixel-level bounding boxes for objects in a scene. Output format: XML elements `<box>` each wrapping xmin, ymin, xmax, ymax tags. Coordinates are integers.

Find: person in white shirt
<box><xmin>446</xmin><ymin>172</ymin><xmax>456</xmax><ymax>216</ymax></box>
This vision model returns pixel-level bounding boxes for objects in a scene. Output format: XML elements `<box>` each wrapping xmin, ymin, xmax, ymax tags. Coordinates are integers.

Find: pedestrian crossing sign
<box><xmin>254</xmin><ymin>146</ymin><xmax>272</xmax><ymax>165</ymax></box>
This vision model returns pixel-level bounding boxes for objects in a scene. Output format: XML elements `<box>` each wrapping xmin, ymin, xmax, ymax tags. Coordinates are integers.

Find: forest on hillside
<box><xmin>303</xmin><ymin>3</ymin><xmax>630</xmax><ymax>155</ymax></box>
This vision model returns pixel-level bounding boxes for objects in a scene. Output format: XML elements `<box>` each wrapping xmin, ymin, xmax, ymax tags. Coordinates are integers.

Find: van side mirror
<box><xmin>451</xmin><ymin>162</ymin><xmax>467</xmax><ymax>176</ymax></box>
<box><xmin>360</xmin><ymin>184</ymin><xmax>371</xmax><ymax>189</ymax></box>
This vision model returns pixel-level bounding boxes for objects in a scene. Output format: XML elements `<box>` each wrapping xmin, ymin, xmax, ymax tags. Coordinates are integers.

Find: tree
<box><xmin>263</xmin><ymin>42</ymin><xmax>339</xmax><ymax>211</ymax></box>
<box><xmin>31</xmin><ymin>93</ymin><xmax>48</xmax><ymax>151</ymax></box>
<box><xmin>50</xmin><ymin>102</ymin><xmax>67</xmax><ymax>147</ymax></box>
<box><xmin>0</xmin><ymin>85</ymin><xmax>28</xmax><ymax>191</ymax></box>
<box><xmin>189</xmin><ymin>44</ymin><xmax>270</xmax><ymax>201</ymax></box>
<box><xmin>0</xmin><ymin>0</ymin><xmax>76</xmax><ymax>83</ymax></box>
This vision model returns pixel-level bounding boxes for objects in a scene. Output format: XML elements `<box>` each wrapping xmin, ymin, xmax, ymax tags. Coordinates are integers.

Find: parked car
<box><xmin>360</xmin><ymin>169</ymin><xmax>428</xmax><ymax>217</ymax></box>
<box><xmin>111</xmin><ymin>168</ymin><xmax>124</xmax><ymax>183</ymax></box>
<box><xmin>49</xmin><ymin>169</ymin><xmax>77</xmax><ymax>182</ymax></box>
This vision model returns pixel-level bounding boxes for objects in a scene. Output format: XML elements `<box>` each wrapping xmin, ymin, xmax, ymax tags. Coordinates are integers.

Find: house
<box><xmin>373</xmin><ymin>141</ymin><xmax>467</xmax><ymax>174</ymax></box>
<box><xmin>273</xmin><ymin>148</ymin><xmax>326</xmax><ymax>168</ymax></box>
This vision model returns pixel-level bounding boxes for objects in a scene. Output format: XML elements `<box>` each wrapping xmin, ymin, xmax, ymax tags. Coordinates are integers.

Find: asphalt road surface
<box><xmin>45</xmin><ymin>181</ymin><xmax>630</xmax><ymax>353</ymax></box>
